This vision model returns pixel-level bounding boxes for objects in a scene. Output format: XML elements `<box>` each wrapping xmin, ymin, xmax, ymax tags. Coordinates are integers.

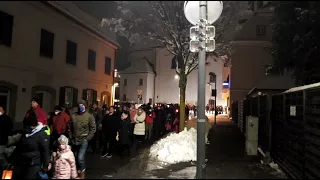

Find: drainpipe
<box><xmin>152</xmin><ymin>48</ymin><xmax>157</xmax><ymax>104</ymax></box>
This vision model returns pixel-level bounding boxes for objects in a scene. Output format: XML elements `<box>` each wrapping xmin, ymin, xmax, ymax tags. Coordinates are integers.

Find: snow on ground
<box><xmin>168</xmin><ymin>166</ymin><xmax>196</xmax><ymax>179</ymax></box>
<box><xmin>150</xmin><ymin>128</ymin><xmax>197</xmax><ymax>164</ymax></box>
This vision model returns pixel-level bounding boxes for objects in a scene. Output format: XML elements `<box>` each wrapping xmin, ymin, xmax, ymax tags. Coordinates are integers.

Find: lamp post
<box><xmin>184</xmin><ymin>1</ymin><xmax>223</xmax><ymax>179</ymax></box>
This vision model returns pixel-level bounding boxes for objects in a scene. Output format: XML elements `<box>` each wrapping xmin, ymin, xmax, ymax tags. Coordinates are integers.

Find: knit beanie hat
<box><xmin>31</xmin><ymin>98</ymin><xmax>40</xmax><ymax>105</ymax></box>
<box><xmin>78</xmin><ymin>100</ymin><xmax>87</xmax><ymax>107</ymax></box>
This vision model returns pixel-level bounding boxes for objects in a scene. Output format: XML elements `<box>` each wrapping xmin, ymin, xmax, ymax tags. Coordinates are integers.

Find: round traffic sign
<box><xmin>184</xmin><ymin>1</ymin><xmax>223</xmax><ymax>25</ymax></box>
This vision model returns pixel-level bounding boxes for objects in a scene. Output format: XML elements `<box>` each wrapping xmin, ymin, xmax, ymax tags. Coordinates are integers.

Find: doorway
<box><xmin>31</xmin><ymin>86</ymin><xmax>56</xmax><ymax>114</ymax></box>
<box><xmin>0</xmin><ymin>86</ymin><xmax>10</xmax><ymax>114</ymax></box>
<box><xmin>35</xmin><ymin>91</ymin><xmax>51</xmax><ymax>113</ymax></box>
<box><xmin>101</xmin><ymin>91</ymin><xmax>111</xmax><ymax>107</ymax></box>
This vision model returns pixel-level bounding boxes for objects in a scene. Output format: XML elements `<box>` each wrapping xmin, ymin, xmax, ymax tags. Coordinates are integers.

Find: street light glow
<box><xmin>175</xmin><ymin>75</ymin><xmax>179</xmax><ymax>79</ymax></box>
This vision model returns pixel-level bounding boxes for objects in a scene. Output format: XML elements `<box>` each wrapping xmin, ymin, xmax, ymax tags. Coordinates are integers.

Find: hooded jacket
<box><xmin>51</xmin><ymin>135</ymin><xmax>77</xmax><ymax>179</ymax></box>
<box><xmin>9</xmin><ymin>123</ymin><xmax>50</xmax><ymax>168</ymax></box>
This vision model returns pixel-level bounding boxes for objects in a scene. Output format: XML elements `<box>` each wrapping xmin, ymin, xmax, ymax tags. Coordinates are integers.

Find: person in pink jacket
<box><xmin>129</xmin><ymin>104</ymin><xmax>137</xmax><ymax>123</ymax></box>
<box><xmin>49</xmin><ymin>135</ymin><xmax>78</xmax><ymax>179</ymax></box>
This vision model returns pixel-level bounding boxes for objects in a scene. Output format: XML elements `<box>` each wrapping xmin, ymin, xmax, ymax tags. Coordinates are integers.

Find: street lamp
<box><xmin>184</xmin><ymin>1</ymin><xmax>223</xmax><ymax>179</ymax></box>
<box><xmin>175</xmin><ymin>74</ymin><xmax>179</xmax><ymax>79</ymax></box>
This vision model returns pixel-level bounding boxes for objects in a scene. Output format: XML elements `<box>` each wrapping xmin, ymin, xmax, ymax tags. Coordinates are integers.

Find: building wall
<box><xmin>119</xmin><ymin>72</ymin><xmax>154</xmax><ymax>103</ymax></box>
<box><xmin>230</xmin><ymin>8</ymin><xmax>273</xmax><ymax>103</ymax></box>
<box><xmin>0</xmin><ymin>1</ymin><xmax>115</xmax><ymax>126</ymax></box>
<box><xmin>154</xmin><ymin>48</ymin><xmax>226</xmax><ymax>106</ymax></box>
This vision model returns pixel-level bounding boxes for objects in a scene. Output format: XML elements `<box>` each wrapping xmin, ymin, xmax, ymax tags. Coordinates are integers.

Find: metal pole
<box><xmin>196</xmin><ymin>1</ymin><xmax>207</xmax><ymax>179</ymax></box>
<box><xmin>214</xmin><ymin>80</ymin><xmax>217</xmax><ymax>125</ymax></box>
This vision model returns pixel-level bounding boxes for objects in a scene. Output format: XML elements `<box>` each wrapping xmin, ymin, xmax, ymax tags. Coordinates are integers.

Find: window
<box><xmin>82</xmin><ymin>89</ymin><xmax>97</xmax><ymax>107</ymax></box>
<box><xmin>124</xmin><ymin>79</ymin><xmax>127</xmax><ymax>86</ymax></box>
<box><xmin>171</xmin><ymin>55</ymin><xmax>183</xmax><ymax>69</ymax></box>
<box><xmin>139</xmin><ymin>79</ymin><xmax>143</xmax><ymax>86</ymax></box>
<box><xmin>248</xmin><ymin>1</ymin><xmax>254</xmax><ymax>11</ymax></box>
<box><xmin>88</xmin><ymin>49</ymin><xmax>96</xmax><ymax>71</ymax></box>
<box><xmin>66</xmin><ymin>40</ymin><xmax>77</xmax><ymax>65</ymax></box>
<box><xmin>256</xmin><ymin>25</ymin><xmax>266</xmax><ymax>36</ymax></box>
<box><xmin>59</xmin><ymin>86</ymin><xmax>78</xmax><ymax>108</ymax></box>
<box><xmin>40</xmin><ymin>29</ymin><xmax>54</xmax><ymax>58</ymax></box>
<box><xmin>257</xmin><ymin>1</ymin><xmax>263</xmax><ymax>9</ymax></box>
<box><xmin>0</xmin><ymin>10</ymin><xmax>14</xmax><ymax>47</ymax></box>
<box><xmin>104</xmin><ymin>57</ymin><xmax>111</xmax><ymax>75</ymax></box>
<box><xmin>123</xmin><ymin>94</ymin><xmax>127</xmax><ymax>101</ymax></box>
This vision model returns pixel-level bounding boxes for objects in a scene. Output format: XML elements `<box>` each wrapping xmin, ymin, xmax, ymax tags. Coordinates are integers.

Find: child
<box><xmin>49</xmin><ymin>135</ymin><xmax>78</xmax><ymax>179</ymax></box>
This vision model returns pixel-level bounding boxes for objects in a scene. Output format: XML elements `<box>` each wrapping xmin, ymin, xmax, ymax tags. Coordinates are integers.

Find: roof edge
<box><xmin>43</xmin><ymin>1</ymin><xmax>121</xmax><ymax>49</ymax></box>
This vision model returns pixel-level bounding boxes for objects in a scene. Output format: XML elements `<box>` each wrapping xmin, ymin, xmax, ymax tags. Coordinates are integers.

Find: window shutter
<box><xmin>82</xmin><ymin>89</ymin><xmax>87</xmax><ymax>102</ymax></box>
<box><xmin>72</xmin><ymin>88</ymin><xmax>78</xmax><ymax>107</ymax></box>
<box><xmin>93</xmin><ymin>90</ymin><xmax>97</xmax><ymax>105</ymax></box>
<box><xmin>59</xmin><ymin>87</ymin><xmax>66</xmax><ymax>106</ymax></box>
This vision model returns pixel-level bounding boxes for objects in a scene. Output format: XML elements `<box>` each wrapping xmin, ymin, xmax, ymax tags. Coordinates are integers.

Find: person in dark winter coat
<box><xmin>68</xmin><ymin>100</ymin><xmax>96</xmax><ymax>179</ymax></box>
<box><xmin>101</xmin><ymin>106</ymin><xmax>120</xmax><ymax>158</ymax></box>
<box><xmin>118</xmin><ymin>111</ymin><xmax>133</xmax><ymax>157</ymax></box>
<box><xmin>88</xmin><ymin>102</ymin><xmax>103</xmax><ymax>153</ymax></box>
<box><xmin>9</xmin><ymin>110</ymin><xmax>50</xmax><ymax>179</ymax></box>
<box><xmin>154</xmin><ymin>106</ymin><xmax>165</xmax><ymax>140</ymax></box>
<box><xmin>0</xmin><ymin>106</ymin><xmax>13</xmax><ymax>171</ymax></box>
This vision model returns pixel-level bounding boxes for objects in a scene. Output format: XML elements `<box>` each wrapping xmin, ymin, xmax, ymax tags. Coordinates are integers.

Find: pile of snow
<box><xmin>150</xmin><ymin>128</ymin><xmax>197</xmax><ymax>164</ymax></box>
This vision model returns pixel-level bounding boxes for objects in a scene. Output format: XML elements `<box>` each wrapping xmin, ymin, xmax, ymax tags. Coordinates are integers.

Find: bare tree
<box><xmin>101</xmin><ymin>1</ymin><xmax>251</xmax><ymax>131</ymax></box>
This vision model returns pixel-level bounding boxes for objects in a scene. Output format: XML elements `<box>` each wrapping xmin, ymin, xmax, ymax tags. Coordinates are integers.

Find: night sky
<box><xmin>72</xmin><ymin>1</ymin><xmax>131</xmax><ymax>70</ymax></box>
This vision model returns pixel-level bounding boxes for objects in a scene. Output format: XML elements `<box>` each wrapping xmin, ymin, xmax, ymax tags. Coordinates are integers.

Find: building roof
<box><xmin>43</xmin><ymin>1</ymin><xmax>120</xmax><ymax>48</ymax></box>
<box><xmin>119</xmin><ymin>57</ymin><xmax>154</xmax><ymax>74</ymax></box>
<box><xmin>248</xmin><ymin>75</ymin><xmax>295</xmax><ymax>95</ymax></box>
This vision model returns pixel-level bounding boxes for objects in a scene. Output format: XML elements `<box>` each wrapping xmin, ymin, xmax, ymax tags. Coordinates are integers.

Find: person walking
<box><xmin>132</xmin><ymin>107</ymin><xmax>146</xmax><ymax>152</ymax></box>
<box><xmin>49</xmin><ymin>135</ymin><xmax>78</xmax><ymax>179</ymax></box>
<box><xmin>9</xmin><ymin>111</ymin><xmax>50</xmax><ymax>179</ymax></box>
<box><xmin>50</xmin><ymin>105</ymin><xmax>70</xmax><ymax>151</ymax></box>
<box><xmin>129</xmin><ymin>104</ymin><xmax>137</xmax><ymax>123</ymax></box>
<box><xmin>101</xmin><ymin>106</ymin><xmax>120</xmax><ymax>158</ymax></box>
<box><xmin>145</xmin><ymin>109</ymin><xmax>156</xmax><ymax>140</ymax></box>
<box><xmin>68</xmin><ymin>100</ymin><xmax>96</xmax><ymax>179</ymax></box>
<box><xmin>0</xmin><ymin>105</ymin><xmax>13</xmax><ymax>173</ymax></box>
<box><xmin>154</xmin><ymin>106</ymin><xmax>165</xmax><ymax>140</ymax></box>
<box><xmin>88</xmin><ymin>102</ymin><xmax>102</xmax><ymax>153</ymax></box>
<box><xmin>118</xmin><ymin>111</ymin><xmax>133</xmax><ymax>157</ymax></box>
<box><xmin>24</xmin><ymin>98</ymin><xmax>48</xmax><ymax>126</ymax></box>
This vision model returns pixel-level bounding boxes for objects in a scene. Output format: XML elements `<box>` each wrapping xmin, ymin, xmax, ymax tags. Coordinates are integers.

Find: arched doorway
<box><xmin>101</xmin><ymin>91</ymin><xmax>111</xmax><ymax>107</ymax></box>
<box><xmin>31</xmin><ymin>86</ymin><xmax>56</xmax><ymax>113</ymax></box>
<box><xmin>0</xmin><ymin>81</ymin><xmax>18</xmax><ymax>121</ymax></box>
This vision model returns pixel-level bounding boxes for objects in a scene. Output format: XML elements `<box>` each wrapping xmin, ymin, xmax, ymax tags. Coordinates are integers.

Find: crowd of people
<box><xmin>0</xmin><ymin>98</ymin><xmax>181</xmax><ymax>179</ymax></box>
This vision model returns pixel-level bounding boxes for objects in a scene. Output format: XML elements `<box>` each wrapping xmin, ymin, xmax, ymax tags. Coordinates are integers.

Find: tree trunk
<box><xmin>179</xmin><ymin>74</ymin><xmax>187</xmax><ymax>132</ymax></box>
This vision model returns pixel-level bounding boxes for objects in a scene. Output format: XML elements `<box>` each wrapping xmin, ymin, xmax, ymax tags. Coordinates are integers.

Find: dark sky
<box><xmin>72</xmin><ymin>1</ymin><xmax>130</xmax><ymax>70</ymax></box>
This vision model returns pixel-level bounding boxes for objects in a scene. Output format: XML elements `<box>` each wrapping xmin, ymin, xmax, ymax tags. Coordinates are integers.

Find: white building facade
<box><xmin>119</xmin><ymin>47</ymin><xmax>226</xmax><ymax>106</ymax></box>
<box><xmin>119</xmin><ymin>58</ymin><xmax>155</xmax><ymax>103</ymax></box>
<box><xmin>0</xmin><ymin>1</ymin><xmax>119</xmax><ymax>128</ymax></box>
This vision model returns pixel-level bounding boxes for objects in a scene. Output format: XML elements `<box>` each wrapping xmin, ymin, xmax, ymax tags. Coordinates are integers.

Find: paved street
<box><xmin>85</xmin><ymin>115</ymin><xmax>287</xmax><ymax>179</ymax></box>
<box><xmin>205</xmin><ymin>116</ymin><xmax>287</xmax><ymax>179</ymax></box>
